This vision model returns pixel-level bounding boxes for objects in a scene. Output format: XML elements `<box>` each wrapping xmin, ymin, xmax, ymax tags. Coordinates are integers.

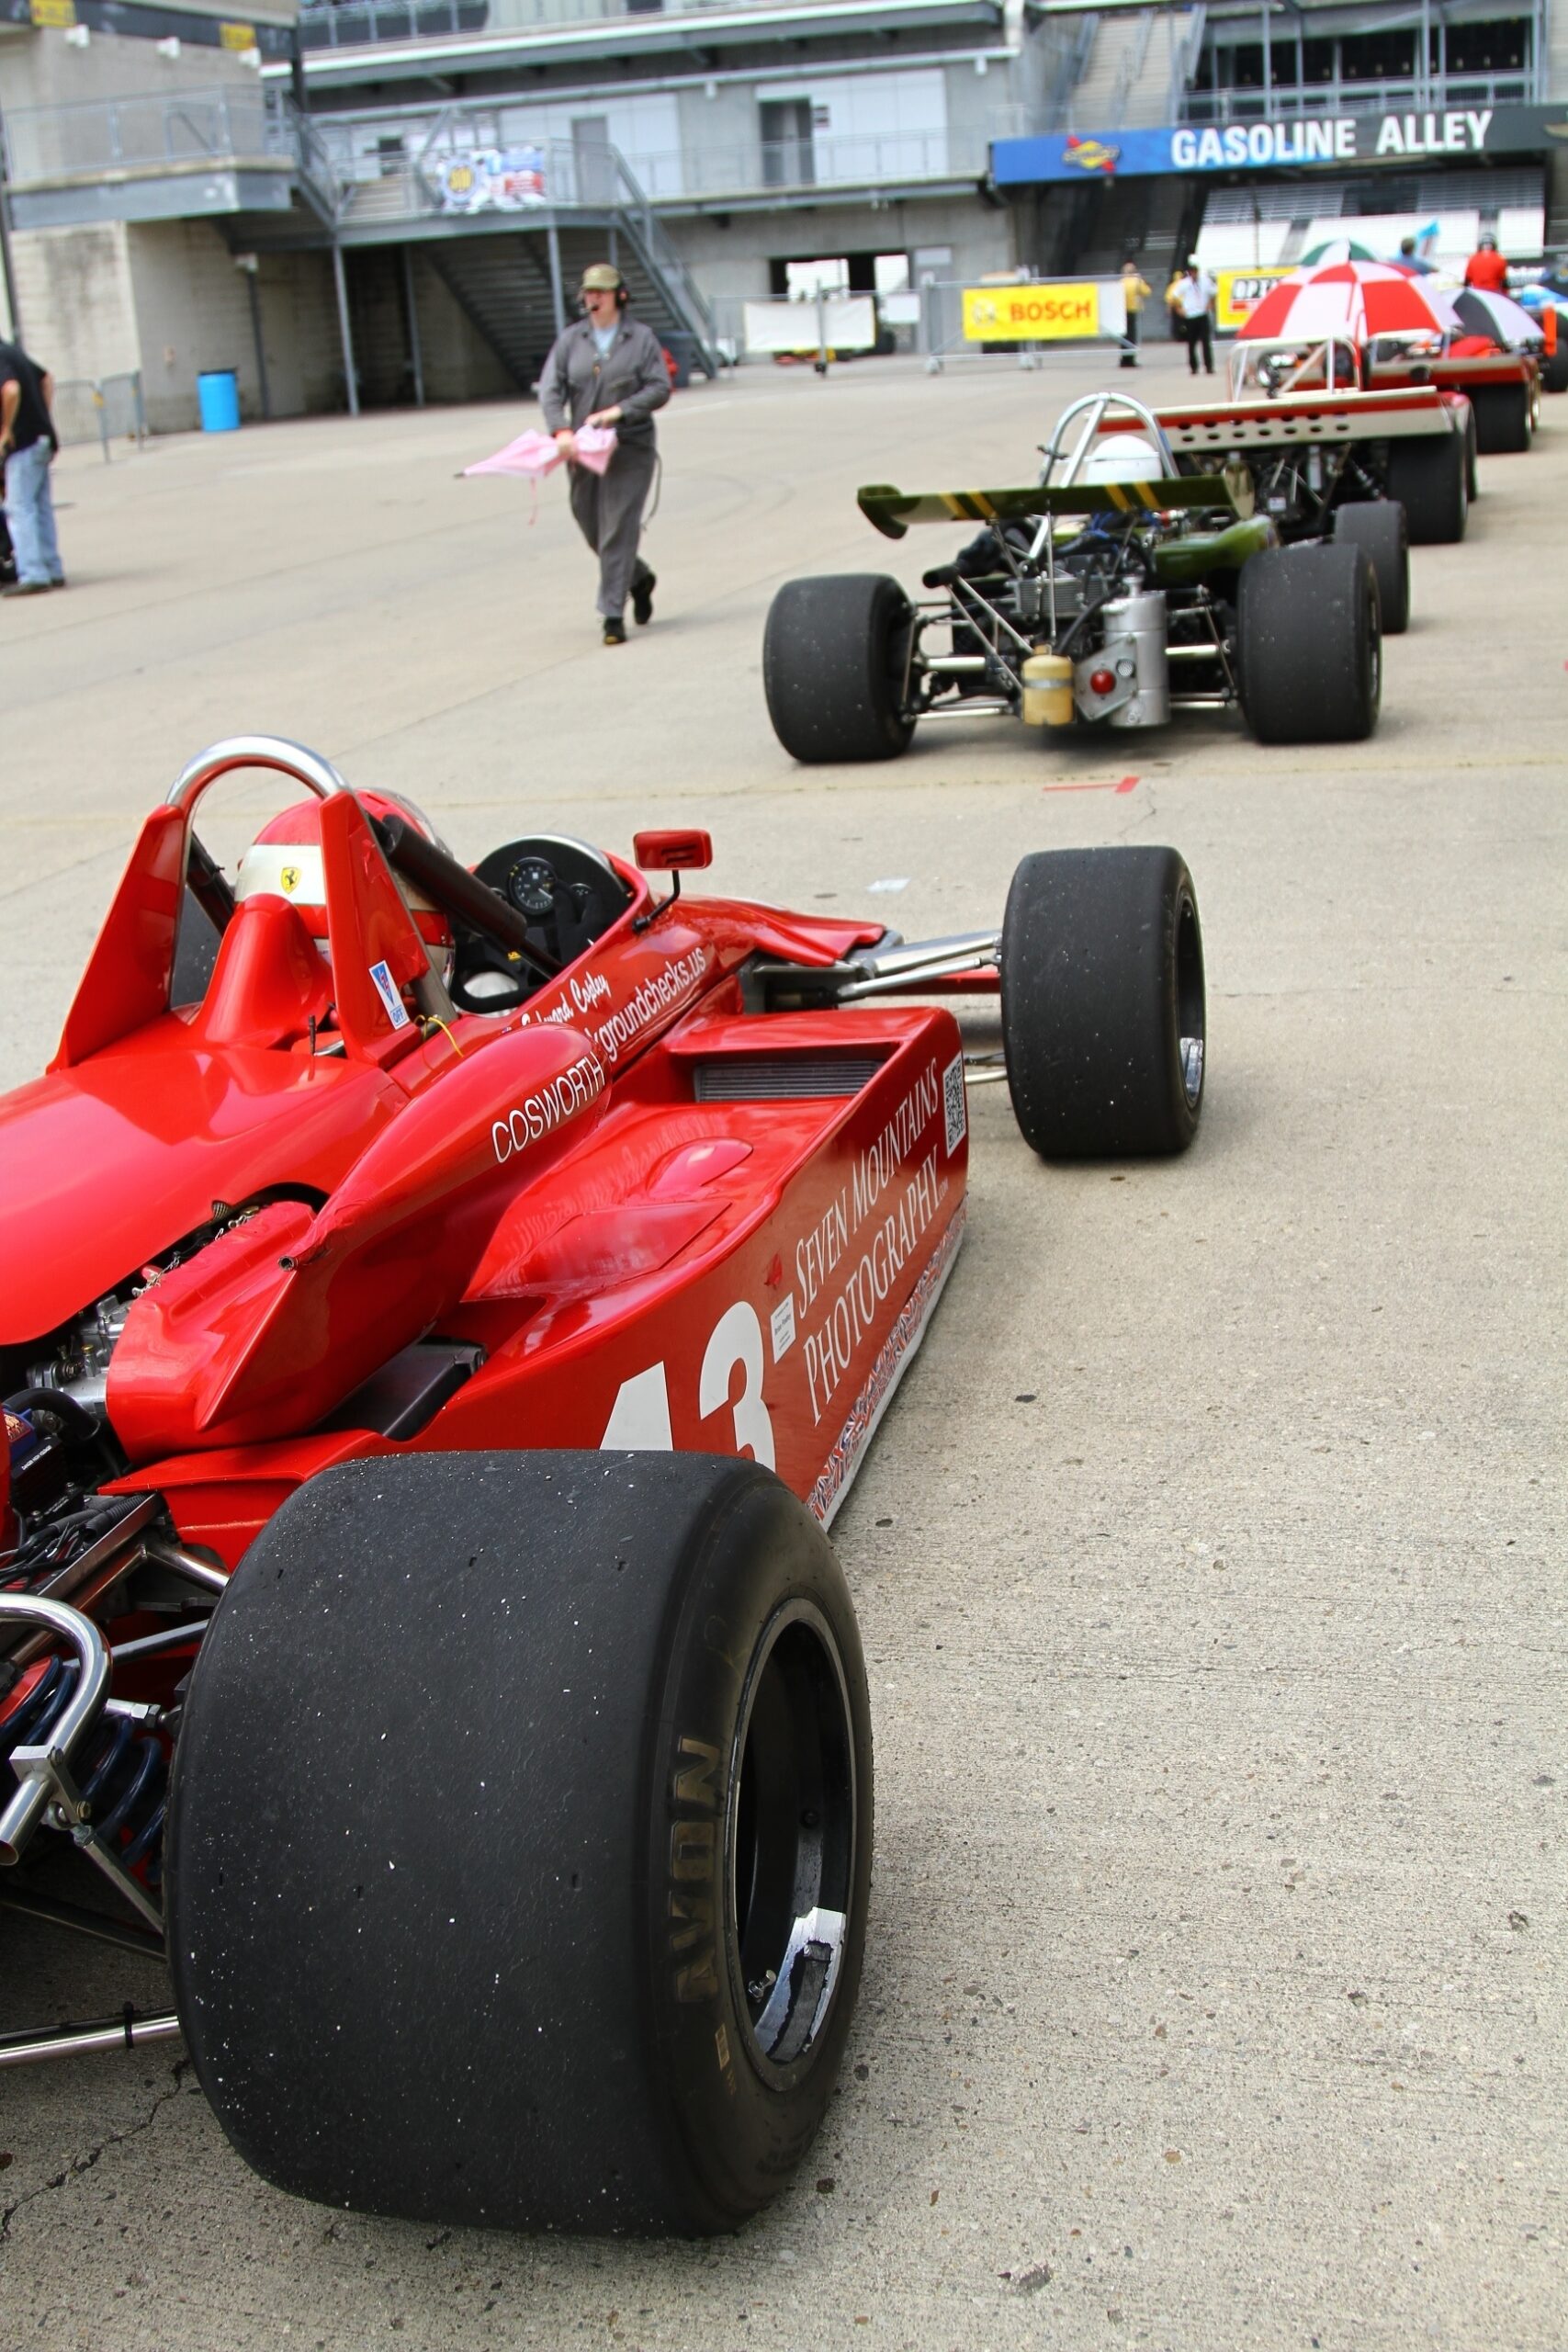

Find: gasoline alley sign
<box><xmin>991</xmin><ymin>103</ymin><xmax>1568</xmax><ymax>185</ymax></box>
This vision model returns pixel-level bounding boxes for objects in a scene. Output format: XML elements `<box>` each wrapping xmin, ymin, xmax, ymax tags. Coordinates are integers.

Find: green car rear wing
<box><xmin>856</xmin><ymin>477</ymin><xmax>1238</xmax><ymax>539</ymax></box>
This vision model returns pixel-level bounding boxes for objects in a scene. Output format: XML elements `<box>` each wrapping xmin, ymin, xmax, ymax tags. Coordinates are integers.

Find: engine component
<box><xmin>1076</xmin><ymin>591</ymin><xmax>1170</xmax><ymax>729</ymax></box>
<box><xmin>28</xmin><ymin>1294</ymin><xmax>130</xmax><ymax>1412</ymax></box>
<box><xmin>1021</xmin><ymin>650</ymin><xmax>1075</xmax><ymax>727</ymax></box>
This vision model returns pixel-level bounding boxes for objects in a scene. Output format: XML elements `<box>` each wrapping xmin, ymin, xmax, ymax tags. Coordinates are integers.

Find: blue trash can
<box><xmin>197</xmin><ymin>369</ymin><xmax>241</xmax><ymax>433</ymax></box>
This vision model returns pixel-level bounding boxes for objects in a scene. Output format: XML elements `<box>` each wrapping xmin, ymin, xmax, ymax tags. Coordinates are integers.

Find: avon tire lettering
<box><xmin>669</xmin><ymin>1735</ymin><xmax>723</xmax><ymax>2004</ymax></box>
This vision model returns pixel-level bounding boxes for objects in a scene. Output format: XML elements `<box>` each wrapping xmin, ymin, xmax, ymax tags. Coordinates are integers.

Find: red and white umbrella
<box><xmin>1450</xmin><ymin>286</ymin><xmax>1543</xmax><ymax>349</ymax></box>
<box><xmin>1239</xmin><ymin>260</ymin><xmax>1461</xmax><ymax>344</ymax></box>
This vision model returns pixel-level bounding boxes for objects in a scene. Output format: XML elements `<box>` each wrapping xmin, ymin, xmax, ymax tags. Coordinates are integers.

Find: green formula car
<box><xmin>764</xmin><ymin>392</ymin><xmax>1382</xmax><ymax>763</ymax></box>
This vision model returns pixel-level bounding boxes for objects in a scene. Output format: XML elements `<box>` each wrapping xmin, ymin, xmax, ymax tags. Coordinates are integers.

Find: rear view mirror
<box><xmin>633</xmin><ymin>829</ymin><xmax>713</xmax><ymax>873</ymax></box>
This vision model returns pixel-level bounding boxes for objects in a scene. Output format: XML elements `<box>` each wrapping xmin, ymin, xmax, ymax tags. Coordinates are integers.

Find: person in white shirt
<box><xmin>1168</xmin><ymin>260</ymin><xmax>1218</xmax><ymax>377</ymax></box>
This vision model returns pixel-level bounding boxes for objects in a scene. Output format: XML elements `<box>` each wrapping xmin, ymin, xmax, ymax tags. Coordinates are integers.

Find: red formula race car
<box><xmin>1</xmin><ymin>739</ymin><xmax>1207</xmax><ymax>2232</ymax></box>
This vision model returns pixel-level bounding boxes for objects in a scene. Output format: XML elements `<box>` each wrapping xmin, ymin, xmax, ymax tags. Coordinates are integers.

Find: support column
<box><xmin>1419</xmin><ymin>0</ymin><xmax>1431</xmax><ymax>107</ymax></box>
<box><xmin>546</xmin><ymin>218</ymin><xmax>567</xmax><ymax>337</ymax></box>
<box><xmin>332</xmin><ymin>239</ymin><xmax>359</xmax><ymax>418</ymax></box>
<box><xmin>0</xmin><ymin>94</ymin><xmax>21</xmax><ymax>341</ymax></box>
<box><xmin>401</xmin><ymin>243</ymin><xmax>425</xmax><ymax>407</ymax></box>
<box><xmin>1261</xmin><ymin>1</ymin><xmax>1272</xmax><ymax>112</ymax></box>
<box><xmin>244</xmin><ymin>265</ymin><xmax>272</xmax><ymax>421</ymax></box>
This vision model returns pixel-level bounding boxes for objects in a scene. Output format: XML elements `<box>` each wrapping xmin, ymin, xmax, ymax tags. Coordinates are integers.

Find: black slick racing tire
<box><xmin>1236</xmin><ymin>543</ymin><xmax>1381</xmax><ymax>745</ymax></box>
<box><xmin>167</xmin><ymin>1451</ymin><xmax>873</xmax><ymax>2235</ymax></box>
<box><xmin>1000</xmin><ymin>845</ymin><xmax>1205</xmax><ymax>1159</ymax></box>
<box><xmin>1469</xmin><ymin>382</ymin><xmax>1530</xmax><ymax>455</ymax></box>
<box><xmin>1332</xmin><ymin>499</ymin><xmax>1409</xmax><ymax>634</ymax></box>
<box><xmin>764</xmin><ymin>573</ymin><xmax>914</xmax><ymax>763</ymax></box>
<box><xmin>1384</xmin><ymin>429</ymin><xmax>1468</xmax><ymax>543</ymax></box>
<box><xmin>1543</xmin><ymin>345</ymin><xmax>1568</xmax><ymax>395</ymax></box>
<box><xmin>1465</xmin><ymin>406</ymin><xmax>1480</xmax><ymax>500</ymax></box>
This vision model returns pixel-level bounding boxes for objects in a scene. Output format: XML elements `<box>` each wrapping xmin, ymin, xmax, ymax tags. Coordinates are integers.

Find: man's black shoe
<box><xmin>603</xmin><ymin>615</ymin><xmax>627</xmax><ymax>645</ymax></box>
<box><xmin>632</xmin><ymin>569</ymin><xmax>656</xmax><ymax>627</ymax></box>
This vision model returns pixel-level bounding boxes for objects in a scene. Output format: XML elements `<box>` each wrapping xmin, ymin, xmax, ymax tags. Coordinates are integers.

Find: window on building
<box><xmin>761</xmin><ymin>98</ymin><xmax>815</xmax><ymax>191</ymax></box>
<box><xmin>1447</xmin><ymin>17</ymin><xmax>1528</xmax><ymax>72</ymax></box>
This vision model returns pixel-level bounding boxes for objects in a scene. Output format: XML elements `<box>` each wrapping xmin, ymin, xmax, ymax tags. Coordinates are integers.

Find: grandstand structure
<box><xmin>0</xmin><ymin>0</ymin><xmax>1562</xmax><ymax>424</ymax></box>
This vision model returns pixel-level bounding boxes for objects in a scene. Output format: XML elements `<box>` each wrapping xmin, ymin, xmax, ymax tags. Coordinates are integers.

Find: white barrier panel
<box><xmin>743</xmin><ymin>297</ymin><xmax>877</xmax><ymax>356</ymax></box>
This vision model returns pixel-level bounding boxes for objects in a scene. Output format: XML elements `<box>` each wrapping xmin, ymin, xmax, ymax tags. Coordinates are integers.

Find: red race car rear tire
<box><xmin>168</xmin><ymin>1451</ymin><xmax>873</xmax><ymax>2234</ymax></box>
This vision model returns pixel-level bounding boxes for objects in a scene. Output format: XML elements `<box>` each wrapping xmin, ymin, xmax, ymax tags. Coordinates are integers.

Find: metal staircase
<box><xmin>428</xmin><ymin>225</ymin><xmax>709</xmax><ymax>392</ymax></box>
<box><xmin>1065</xmin><ymin>7</ymin><xmax>1206</xmax><ymax>131</ymax></box>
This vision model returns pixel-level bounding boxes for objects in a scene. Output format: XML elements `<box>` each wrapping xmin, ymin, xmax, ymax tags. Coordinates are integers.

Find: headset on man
<box><xmin>581</xmin><ymin>264</ymin><xmax>629</xmax><ymax>313</ymax></box>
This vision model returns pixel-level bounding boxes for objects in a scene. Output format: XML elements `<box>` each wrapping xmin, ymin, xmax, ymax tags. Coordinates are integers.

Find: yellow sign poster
<box><xmin>1215</xmin><ymin>267</ymin><xmax>1292</xmax><ymax>334</ymax></box>
<box><xmin>963</xmin><ymin>283</ymin><xmax>1101</xmax><ymax>344</ymax></box>
<box><xmin>220</xmin><ymin>19</ymin><xmax>259</xmax><ymax>48</ymax></box>
<box><xmin>29</xmin><ymin>0</ymin><xmax>77</xmax><ymax>27</ymax></box>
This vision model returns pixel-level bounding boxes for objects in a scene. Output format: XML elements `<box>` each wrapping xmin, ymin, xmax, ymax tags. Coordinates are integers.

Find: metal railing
<box><xmin>378</xmin><ymin>119</ymin><xmax>718</xmax><ymax>346</ymax></box>
<box><xmin>317</xmin><ymin>117</ymin><xmax>974</xmax><ymax>204</ymax></box>
<box><xmin>626</xmin><ymin>127</ymin><xmax>969</xmax><ymax>198</ymax></box>
<box><xmin>1106</xmin><ymin>8</ymin><xmax>1156</xmax><ymax>130</ymax></box>
<box><xmin>4</xmin><ymin>86</ymin><xmax>280</xmax><ymax>186</ymax></box>
<box><xmin>297</xmin><ymin>0</ymin><xmax>897</xmax><ymax>48</ymax></box>
<box><xmin>51</xmin><ymin>373</ymin><xmax>147</xmax><ymax>459</ymax></box>
<box><xmin>1184</xmin><ymin>69</ymin><xmax>1533</xmax><ymax>125</ymax></box>
<box><xmin>1047</xmin><ymin>17</ymin><xmax>1097</xmax><ymax>130</ymax></box>
<box><xmin>1168</xmin><ymin>4</ymin><xmax>1205</xmax><ymax>120</ymax></box>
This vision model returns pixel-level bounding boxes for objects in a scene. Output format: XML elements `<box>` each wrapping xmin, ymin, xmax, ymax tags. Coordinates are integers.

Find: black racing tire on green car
<box><xmin>168</xmin><ymin>1451</ymin><xmax>873</xmax><ymax>2235</ymax></box>
<box><xmin>1385</xmin><ymin>427</ymin><xmax>1469</xmax><ymax>543</ymax></box>
<box><xmin>764</xmin><ymin>573</ymin><xmax>915</xmax><ymax>762</ymax></box>
<box><xmin>1236</xmin><ymin>543</ymin><xmax>1381</xmax><ymax>745</ymax></box>
<box><xmin>1543</xmin><ymin>345</ymin><xmax>1568</xmax><ymax>395</ymax></box>
<box><xmin>1332</xmin><ymin>499</ymin><xmax>1410</xmax><ymax>634</ymax></box>
<box><xmin>1469</xmin><ymin>382</ymin><xmax>1531</xmax><ymax>455</ymax></box>
<box><xmin>1000</xmin><ymin>846</ymin><xmax>1205</xmax><ymax>1160</ymax></box>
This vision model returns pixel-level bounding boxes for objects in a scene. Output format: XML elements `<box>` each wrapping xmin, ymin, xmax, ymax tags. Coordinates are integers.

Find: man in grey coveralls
<box><xmin>540</xmin><ymin>263</ymin><xmax>671</xmax><ymax>644</ymax></box>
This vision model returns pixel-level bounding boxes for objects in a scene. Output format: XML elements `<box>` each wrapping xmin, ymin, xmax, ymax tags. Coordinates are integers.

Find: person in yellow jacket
<box><xmin>1119</xmin><ymin>259</ymin><xmax>1153</xmax><ymax>368</ymax></box>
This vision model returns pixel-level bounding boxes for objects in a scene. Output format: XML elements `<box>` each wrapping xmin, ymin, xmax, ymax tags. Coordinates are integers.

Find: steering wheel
<box><xmin>451</xmin><ymin>835</ymin><xmax>633</xmax><ymax>1015</ymax></box>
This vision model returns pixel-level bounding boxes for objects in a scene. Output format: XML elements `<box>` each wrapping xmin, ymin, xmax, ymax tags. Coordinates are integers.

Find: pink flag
<box><xmin>462</xmin><ymin>428</ymin><xmax>563</xmax><ymax>480</ymax></box>
<box><xmin>573</xmin><ymin>423</ymin><xmax>618</xmax><ymax>475</ymax></box>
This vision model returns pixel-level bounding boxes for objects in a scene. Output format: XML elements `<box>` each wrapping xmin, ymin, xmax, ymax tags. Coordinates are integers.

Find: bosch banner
<box><xmin>963</xmin><ymin>282</ymin><xmax>1124</xmax><ymax>344</ymax></box>
<box><xmin>1214</xmin><ymin>267</ymin><xmax>1293</xmax><ymax>334</ymax></box>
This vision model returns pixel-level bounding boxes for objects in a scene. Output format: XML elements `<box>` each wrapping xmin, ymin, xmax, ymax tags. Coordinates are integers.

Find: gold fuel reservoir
<box><xmin>1021</xmin><ymin>650</ymin><xmax>1075</xmax><ymax>727</ymax></box>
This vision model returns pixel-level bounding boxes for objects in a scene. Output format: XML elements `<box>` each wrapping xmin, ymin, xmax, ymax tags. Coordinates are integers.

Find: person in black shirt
<box><xmin>0</xmin><ymin>338</ymin><xmax>64</xmax><ymax>595</ymax></box>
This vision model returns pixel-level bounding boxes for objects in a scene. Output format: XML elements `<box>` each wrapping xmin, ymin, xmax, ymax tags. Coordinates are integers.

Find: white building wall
<box><xmin>126</xmin><ymin>217</ymin><xmax>273</xmax><ymax>429</ymax></box>
<box><xmin>9</xmin><ymin>221</ymin><xmax>141</xmax><ymax>381</ymax></box>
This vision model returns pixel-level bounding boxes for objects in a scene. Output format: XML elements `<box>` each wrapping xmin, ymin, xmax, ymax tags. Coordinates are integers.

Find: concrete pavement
<box><xmin>1</xmin><ymin>343</ymin><xmax>1563</xmax><ymax>2352</ymax></box>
